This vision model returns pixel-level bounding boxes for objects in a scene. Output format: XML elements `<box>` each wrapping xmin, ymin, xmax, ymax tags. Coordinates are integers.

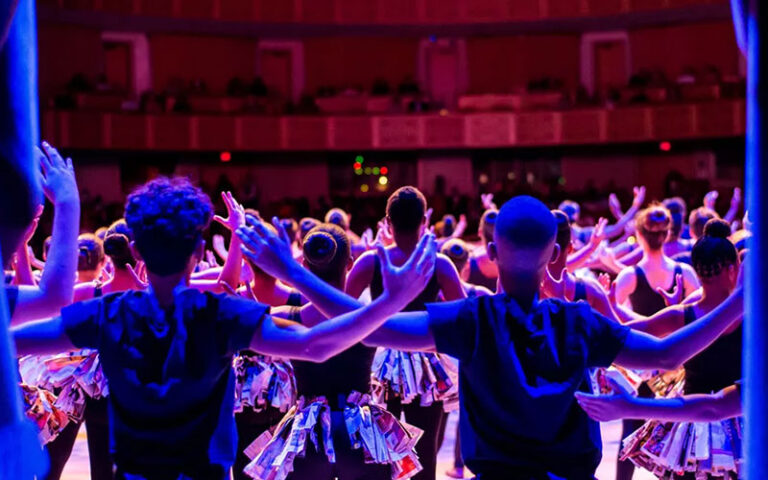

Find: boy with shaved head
<box><xmin>264</xmin><ymin>195</ymin><xmax>743</xmax><ymax>480</ymax></box>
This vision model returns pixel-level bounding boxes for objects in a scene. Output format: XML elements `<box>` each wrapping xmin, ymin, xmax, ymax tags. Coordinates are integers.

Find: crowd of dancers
<box><xmin>2</xmin><ymin>142</ymin><xmax>747</xmax><ymax>480</ymax></box>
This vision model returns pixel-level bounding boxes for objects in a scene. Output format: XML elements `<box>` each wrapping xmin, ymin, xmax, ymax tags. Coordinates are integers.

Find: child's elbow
<box><xmin>298</xmin><ymin>338</ymin><xmax>334</xmax><ymax>363</ymax></box>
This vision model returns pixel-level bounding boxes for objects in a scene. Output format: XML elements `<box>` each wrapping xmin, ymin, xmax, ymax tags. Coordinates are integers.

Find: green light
<box><xmin>364</xmin><ymin>167</ymin><xmax>372</xmax><ymax>175</ymax></box>
<box><xmin>355</xmin><ymin>155</ymin><xmax>364</xmax><ymax>164</ymax></box>
<box><xmin>355</xmin><ymin>168</ymin><xmax>363</xmax><ymax>175</ymax></box>
<box><xmin>372</xmin><ymin>167</ymin><xmax>380</xmax><ymax>175</ymax></box>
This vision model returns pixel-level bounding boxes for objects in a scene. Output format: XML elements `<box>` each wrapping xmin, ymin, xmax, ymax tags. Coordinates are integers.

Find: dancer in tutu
<box><xmin>464</xmin><ymin>209</ymin><xmax>499</xmax><ymax>292</ymax></box>
<box><xmin>243</xmin><ymin>223</ymin><xmax>422</xmax><ymax>480</ymax></box>
<box><xmin>612</xmin><ymin>219</ymin><xmax>742</xmax><ymax>479</ymax></box>
<box><xmin>612</xmin><ymin>204</ymin><xmax>701</xmax><ymax>480</ymax></box>
<box><xmin>345</xmin><ymin>186</ymin><xmax>464</xmax><ymax>480</ymax></box>
<box><xmin>10</xmin><ymin>176</ymin><xmax>438</xmax><ymax>480</ymax></box>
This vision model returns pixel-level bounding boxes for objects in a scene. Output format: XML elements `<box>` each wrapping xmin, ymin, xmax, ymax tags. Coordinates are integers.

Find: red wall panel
<box><xmin>303</xmin><ymin>37</ymin><xmax>419</xmax><ymax>93</ymax></box>
<box><xmin>149</xmin><ymin>34</ymin><xmax>258</xmax><ymax>93</ymax></box>
<box><xmin>467</xmin><ymin>35</ymin><xmax>581</xmax><ymax>93</ymax></box>
<box><xmin>37</xmin><ymin>25</ymin><xmax>104</xmax><ymax>99</ymax></box>
<box><xmin>629</xmin><ymin>21</ymin><xmax>741</xmax><ymax>80</ymax></box>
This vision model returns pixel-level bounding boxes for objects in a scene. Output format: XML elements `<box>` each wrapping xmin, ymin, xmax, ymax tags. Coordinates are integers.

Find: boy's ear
<box><xmin>129</xmin><ymin>241</ymin><xmax>143</xmax><ymax>263</ymax></box>
<box><xmin>487</xmin><ymin>242</ymin><xmax>498</xmax><ymax>262</ymax></box>
<box><xmin>549</xmin><ymin>244</ymin><xmax>561</xmax><ymax>264</ymax></box>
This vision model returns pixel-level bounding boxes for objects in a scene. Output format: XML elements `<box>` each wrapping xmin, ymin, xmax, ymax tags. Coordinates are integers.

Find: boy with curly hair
<box><xmin>11</xmin><ymin>177</ymin><xmax>438</xmax><ymax>480</ymax></box>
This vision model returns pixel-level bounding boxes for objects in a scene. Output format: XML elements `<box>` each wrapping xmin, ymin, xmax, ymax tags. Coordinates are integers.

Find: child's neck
<box><xmin>148</xmin><ymin>272</ymin><xmax>189</xmax><ymax>309</ymax></box>
<box><xmin>499</xmin><ymin>275</ymin><xmax>540</xmax><ymax>313</ymax></box>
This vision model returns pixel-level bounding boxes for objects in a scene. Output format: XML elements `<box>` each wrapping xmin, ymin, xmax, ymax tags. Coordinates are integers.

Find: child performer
<box><xmin>249</xmin><ymin>195</ymin><xmax>744</xmax><ymax>480</ymax></box>
<box><xmin>244</xmin><ymin>223</ymin><xmax>422</xmax><ymax>480</ymax></box>
<box><xmin>11</xmin><ymin>177</ymin><xmax>437</xmax><ymax>480</ymax></box>
<box><xmin>345</xmin><ymin>186</ymin><xmax>465</xmax><ymax>480</ymax></box>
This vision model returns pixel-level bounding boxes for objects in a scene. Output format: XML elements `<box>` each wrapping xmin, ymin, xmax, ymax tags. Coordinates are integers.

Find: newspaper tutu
<box><xmin>620</xmin><ymin>417</ymin><xmax>744</xmax><ymax>479</ymax></box>
<box><xmin>590</xmin><ymin>366</ymin><xmax>685</xmax><ymax>398</ymax></box>
<box><xmin>18</xmin><ymin>350</ymin><xmax>108</xmax><ymax>424</ymax></box>
<box><xmin>20</xmin><ymin>383</ymin><xmax>71</xmax><ymax>444</ymax></box>
<box><xmin>242</xmin><ymin>391</ymin><xmax>423</xmax><ymax>480</ymax></box>
<box><xmin>370</xmin><ymin>348</ymin><xmax>459</xmax><ymax>411</ymax></box>
<box><xmin>234</xmin><ymin>351</ymin><xmax>296</xmax><ymax>413</ymax></box>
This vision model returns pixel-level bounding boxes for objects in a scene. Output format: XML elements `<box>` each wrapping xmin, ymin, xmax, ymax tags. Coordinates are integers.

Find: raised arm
<box><xmin>14</xmin><ymin>143</ymin><xmax>80</xmax><ymax>324</ymax></box>
<box><xmin>614</xmin><ymin>286</ymin><xmax>743</xmax><ymax>370</ymax></box>
<box><xmin>602</xmin><ymin>186</ymin><xmax>645</xmax><ymax>239</ymax></box>
<box><xmin>192</xmin><ymin>191</ymin><xmax>244</xmax><ymax>293</ymax></box>
<box><xmin>12</xmin><ymin>210</ymin><xmax>39</xmax><ymax>286</ymax></box>
<box><xmin>723</xmin><ymin>187</ymin><xmax>742</xmax><ymax>224</ymax></box>
<box><xmin>568</xmin><ymin>217</ymin><xmax>607</xmax><ymax>270</ymax></box>
<box><xmin>247</xmin><ymin>232</ymin><xmax>438</xmax><ymax>362</ymax></box>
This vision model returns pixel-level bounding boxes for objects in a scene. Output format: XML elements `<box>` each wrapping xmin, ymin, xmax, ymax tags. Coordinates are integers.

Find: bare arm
<box><xmin>362</xmin><ymin>311</ymin><xmax>435</xmax><ymax>351</ymax></box>
<box><xmin>11</xmin><ymin>315</ymin><xmax>77</xmax><ymax>357</ymax></box>
<box><xmin>576</xmin><ymin>384</ymin><xmax>741</xmax><ymax>423</ymax></box>
<box><xmin>345</xmin><ymin>251</ymin><xmax>376</xmax><ymax>301</ymax></box>
<box><xmin>614</xmin><ymin>287</ymin><xmax>743</xmax><ymax>370</ymax></box>
<box><xmin>624</xmin><ymin>306</ymin><xmax>686</xmax><ymax>337</ymax></box>
<box><xmin>436</xmin><ymin>254</ymin><xmax>466</xmax><ymax>301</ymax></box>
<box><xmin>602</xmin><ymin>186</ymin><xmax>646</xmax><ymax>239</ymax></box>
<box><xmin>14</xmin><ymin>144</ymin><xmax>80</xmax><ymax>324</ymax></box>
<box><xmin>193</xmin><ymin>192</ymin><xmax>244</xmax><ymax>294</ymax></box>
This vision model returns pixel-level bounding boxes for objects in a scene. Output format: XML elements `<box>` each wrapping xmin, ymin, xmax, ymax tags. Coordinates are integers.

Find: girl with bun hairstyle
<box><xmin>612</xmin><ymin>205</ymin><xmax>700</xmax><ymax>480</ymax></box>
<box><xmin>243</xmin><ymin>224</ymin><xmax>422</xmax><ymax>480</ymax></box>
<box><xmin>440</xmin><ymin>238</ymin><xmax>492</xmax><ymax>298</ymax></box>
<box><xmin>611</xmin><ymin>219</ymin><xmax>742</xmax><ymax>479</ymax></box>
<box><xmin>73</xmin><ymin>219</ymin><xmax>137</xmax><ymax>303</ymax></box>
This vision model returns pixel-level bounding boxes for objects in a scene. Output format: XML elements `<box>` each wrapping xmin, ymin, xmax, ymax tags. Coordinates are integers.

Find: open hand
<box><xmin>237</xmin><ymin>215</ymin><xmax>300</xmax><ymax>283</ymax></box>
<box><xmin>481</xmin><ymin>193</ymin><xmax>497</xmax><ymax>211</ymax></box>
<box><xmin>656</xmin><ymin>274</ymin><xmax>683</xmax><ymax>307</ymax></box>
<box><xmin>574</xmin><ymin>387</ymin><xmax>634</xmax><ymax>422</ymax></box>
<box><xmin>213</xmin><ymin>191</ymin><xmax>245</xmax><ymax>232</ymax></box>
<box><xmin>631</xmin><ymin>186</ymin><xmax>646</xmax><ymax>209</ymax></box>
<box><xmin>378</xmin><ymin>234</ymin><xmax>437</xmax><ymax>306</ymax></box>
<box><xmin>588</xmin><ymin>217</ymin><xmax>608</xmax><ymax>248</ymax></box>
<box><xmin>608</xmin><ymin>193</ymin><xmax>622</xmax><ymax>220</ymax></box>
<box><xmin>39</xmin><ymin>142</ymin><xmax>78</xmax><ymax>205</ymax></box>
<box><xmin>730</xmin><ymin>187</ymin><xmax>742</xmax><ymax>209</ymax></box>
<box><xmin>704</xmin><ymin>190</ymin><xmax>719</xmax><ymax>210</ymax></box>
<box><xmin>126</xmin><ymin>261</ymin><xmax>149</xmax><ymax>289</ymax></box>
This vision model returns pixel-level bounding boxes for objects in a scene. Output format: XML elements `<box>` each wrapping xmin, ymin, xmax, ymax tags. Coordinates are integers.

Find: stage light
<box><xmin>353</xmin><ymin>162</ymin><xmax>362</xmax><ymax>170</ymax></box>
<box><xmin>628</xmin><ymin>236</ymin><xmax>637</xmax><ymax>245</ymax></box>
<box><xmin>219</xmin><ymin>151</ymin><xmax>231</xmax><ymax>162</ymax></box>
<box><xmin>507</xmin><ymin>171</ymin><xmax>515</xmax><ymax>180</ymax></box>
<box><xmin>364</xmin><ymin>167</ymin><xmax>372</xmax><ymax>175</ymax></box>
<box><xmin>379</xmin><ymin>176</ymin><xmax>388</xmax><ymax>185</ymax></box>
<box><xmin>355</xmin><ymin>155</ymin><xmax>365</xmax><ymax>164</ymax></box>
<box><xmin>659</xmin><ymin>141</ymin><xmax>672</xmax><ymax>152</ymax></box>
<box><xmin>479</xmin><ymin>173</ymin><xmax>489</xmax><ymax>185</ymax></box>
<box><xmin>372</xmin><ymin>167</ymin><xmax>380</xmax><ymax>175</ymax></box>
<box><xmin>355</xmin><ymin>168</ymin><xmax>363</xmax><ymax>175</ymax></box>
<box><xmin>360</xmin><ymin>184</ymin><xmax>369</xmax><ymax>192</ymax></box>
<box><xmin>380</xmin><ymin>166</ymin><xmax>388</xmax><ymax>175</ymax></box>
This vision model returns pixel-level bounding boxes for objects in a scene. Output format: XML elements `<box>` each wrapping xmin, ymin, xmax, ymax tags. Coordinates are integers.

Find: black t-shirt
<box><xmin>428</xmin><ymin>294</ymin><xmax>629</xmax><ymax>479</ymax></box>
<box><xmin>61</xmin><ymin>287</ymin><xmax>268</xmax><ymax>477</ymax></box>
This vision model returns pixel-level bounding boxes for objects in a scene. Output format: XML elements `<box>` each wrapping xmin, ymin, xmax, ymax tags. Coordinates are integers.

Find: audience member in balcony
<box><xmin>345</xmin><ymin>186</ymin><xmax>465</xmax><ymax>480</ymax></box>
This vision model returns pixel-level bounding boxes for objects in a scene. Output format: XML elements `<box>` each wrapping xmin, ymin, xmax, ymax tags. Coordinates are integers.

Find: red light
<box><xmin>220</xmin><ymin>151</ymin><xmax>232</xmax><ymax>162</ymax></box>
<box><xmin>659</xmin><ymin>141</ymin><xmax>672</xmax><ymax>152</ymax></box>
<box><xmin>380</xmin><ymin>166</ymin><xmax>388</xmax><ymax>175</ymax></box>
<box><xmin>353</xmin><ymin>162</ymin><xmax>362</xmax><ymax>170</ymax></box>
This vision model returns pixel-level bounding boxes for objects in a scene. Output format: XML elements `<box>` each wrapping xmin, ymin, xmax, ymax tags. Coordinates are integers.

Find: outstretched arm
<box><xmin>14</xmin><ymin>143</ymin><xmax>80</xmax><ymax>324</ymax></box>
<box><xmin>575</xmin><ymin>384</ymin><xmax>741</xmax><ymax>423</ymax></box>
<box><xmin>568</xmin><ymin>218</ymin><xmax>608</xmax><ymax>270</ymax></box>
<box><xmin>614</xmin><ymin>287</ymin><xmax>743</xmax><ymax>370</ymax></box>
<box><xmin>11</xmin><ymin>315</ymin><xmax>76</xmax><ymax>357</ymax></box>
<box><xmin>602</xmin><ymin>186</ymin><xmax>646</xmax><ymax>239</ymax></box>
<box><xmin>362</xmin><ymin>311</ymin><xmax>435</xmax><ymax>351</ymax></box>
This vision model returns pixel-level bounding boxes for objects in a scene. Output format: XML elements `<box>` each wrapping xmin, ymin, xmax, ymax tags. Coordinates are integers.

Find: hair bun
<box><xmin>703</xmin><ymin>218</ymin><xmax>731</xmax><ymax>239</ymax></box>
<box><xmin>644</xmin><ymin>208</ymin><xmax>670</xmax><ymax>232</ymax></box>
<box><xmin>304</xmin><ymin>231</ymin><xmax>338</xmax><ymax>268</ymax></box>
<box><xmin>103</xmin><ymin>233</ymin><xmax>129</xmax><ymax>254</ymax></box>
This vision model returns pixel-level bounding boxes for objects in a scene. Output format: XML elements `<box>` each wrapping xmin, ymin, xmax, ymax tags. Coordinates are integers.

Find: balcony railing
<box><xmin>42</xmin><ymin>99</ymin><xmax>744</xmax><ymax>152</ymax></box>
